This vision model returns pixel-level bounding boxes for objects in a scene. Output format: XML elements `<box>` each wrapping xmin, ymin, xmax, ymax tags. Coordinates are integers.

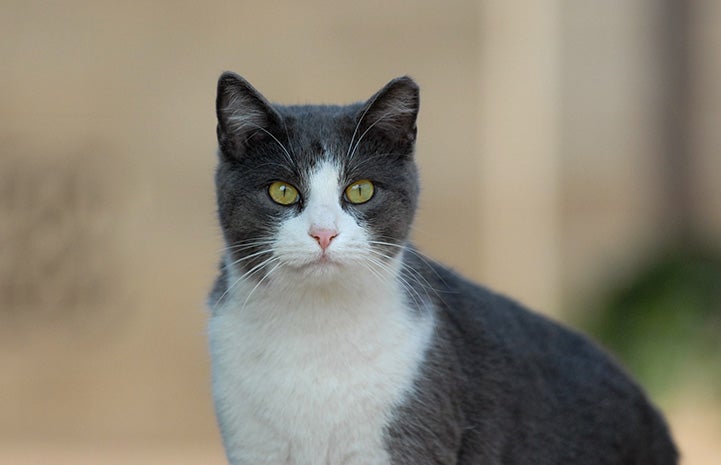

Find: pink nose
<box><xmin>309</xmin><ymin>227</ymin><xmax>338</xmax><ymax>251</ymax></box>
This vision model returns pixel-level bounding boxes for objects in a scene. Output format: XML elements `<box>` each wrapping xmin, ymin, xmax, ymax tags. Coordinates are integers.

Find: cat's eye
<box><xmin>344</xmin><ymin>180</ymin><xmax>375</xmax><ymax>205</ymax></box>
<box><xmin>268</xmin><ymin>181</ymin><xmax>300</xmax><ymax>205</ymax></box>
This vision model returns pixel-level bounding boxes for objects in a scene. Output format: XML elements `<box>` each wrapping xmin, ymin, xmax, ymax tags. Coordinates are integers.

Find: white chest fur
<box><xmin>208</xmin><ymin>276</ymin><xmax>433</xmax><ymax>465</ymax></box>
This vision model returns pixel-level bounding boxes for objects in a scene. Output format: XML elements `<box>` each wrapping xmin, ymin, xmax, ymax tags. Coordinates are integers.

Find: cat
<box><xmin>207</xmin><ymin>72</ymin><xmax>678</xmax><ymax>465</ymax></box>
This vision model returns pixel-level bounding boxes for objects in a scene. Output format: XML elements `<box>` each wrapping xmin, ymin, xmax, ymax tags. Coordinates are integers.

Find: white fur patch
<box><xmin>209</xmin><ymin>161</ymin><xmax>434</xmax><ymax>465</ymax></box>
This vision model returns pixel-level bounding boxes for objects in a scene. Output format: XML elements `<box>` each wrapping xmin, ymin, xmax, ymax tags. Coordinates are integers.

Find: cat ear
<box><xmin>216</xmin><ymin>72</ymin><xmax>282</xmax><ymax>155</ymax></box>
<box><xmin>357</xmin><ymin>76</ymin><xmax>420</xmax><ymax>145</ymax></box>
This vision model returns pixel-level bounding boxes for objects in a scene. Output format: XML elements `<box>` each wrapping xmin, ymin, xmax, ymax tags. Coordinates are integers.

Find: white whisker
<box><xmin>212</xmin><ymin>255</ymin><xmax>280</xmax><ymax>310</ymax></box>
<box><xmin>365</xmin><ymin>245</ymin><xmax>445</xmax><ymax>307</ymax></box>
<box><xmin>241</xmin><ymin>122</ymin><xmax>296</xmax><ymax>168</ymax></box>
<box><xmin>219</xmin><ymin>239</ymin><xmax>277</xmax><ymax>254</ymax></box>
<box><xmin>346</xmin><ymin>96</ymin><xmax>379</xmax><ymax>159</ymax></box>
<box><xmin>240</xmin><ymin>261</ymin><xmax>284</xmax><ymax>310</ymax></box>
<box><xmin>363</xmin><ymin>253</ymin><xmax>426</xmax><ymax>310</ymax></box>
<box><xmin>281</xmin><ymin>118</ymin><xmax>297</xmax><ymax>160</ymax></box>
<box><xmin>224</xmin><ymin>248</ymin><xmax>275</xmax><ymax>269</ymax></box>
<box><xmin>368</xmin><ymin>239</ymin><xmax>449</xmax><ymax>289</ymax></box>
<box><xmin>348</xmin><ymin>112</ymin><xmax>391</xmax><ymax>163</ymax></box>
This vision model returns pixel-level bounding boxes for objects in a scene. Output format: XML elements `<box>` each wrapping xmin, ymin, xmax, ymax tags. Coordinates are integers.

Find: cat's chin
<box><xmin>282</xmin><ymin>253</ymin><xmax>378</xmax><ymax>287</ymax></box>
<box><xmin>295</xmin><ymin>257</ymin><xmax>345</xmax><ymax>280</ymax></box>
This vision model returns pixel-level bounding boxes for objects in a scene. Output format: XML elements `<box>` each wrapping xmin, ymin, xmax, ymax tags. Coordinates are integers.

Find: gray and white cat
<box><xmin>208</xmin><ymin>73</ymin><xmax>678</xmax><ymax>465</ymax></box>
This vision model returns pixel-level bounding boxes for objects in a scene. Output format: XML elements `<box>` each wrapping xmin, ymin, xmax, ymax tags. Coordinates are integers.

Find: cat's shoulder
<box><xmin>404</xmin><ymin>246</ymin><xmax>630</xmax><ymax>376</ymax></box>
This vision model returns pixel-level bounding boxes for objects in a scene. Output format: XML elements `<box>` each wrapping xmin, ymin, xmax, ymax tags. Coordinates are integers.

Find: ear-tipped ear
<box><xmin>357</xmin><ymin>76</ymin><xmax>420</xmax><ymax>144</ymax></box>
<box><xmin>216</xmin><ymin>72</ymin><xmax>281</xmax><ymax>154</ymax></box>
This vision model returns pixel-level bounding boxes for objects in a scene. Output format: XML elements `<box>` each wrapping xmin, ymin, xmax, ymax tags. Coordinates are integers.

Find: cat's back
<box><xmin>391</xmin><ymin>250</ymin><xmax>678</xmax><ymax>465</ymax></box>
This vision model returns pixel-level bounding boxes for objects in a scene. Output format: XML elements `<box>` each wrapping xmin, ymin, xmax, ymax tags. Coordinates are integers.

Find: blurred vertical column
<box><xmin>658</xmin><ymin>0</ymin><xmax>721</xmax><ymax>246</ymax></box>
<box><xmin>476</xmin><ymin>1</ymin><xmax>561</xmax><ymax>315</ymax></box>
<box><xmin>559</xmin><ymin>1</ymin><xmax>669</xmax><ymax>308</ymax></box>
<box><xmin>689</xmin><ymin>1</ymin><xmax>721</xmax><ymax>241</ymax></box>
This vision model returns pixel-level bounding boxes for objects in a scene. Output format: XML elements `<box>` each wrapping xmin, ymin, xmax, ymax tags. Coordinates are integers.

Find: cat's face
<box><xmin>214</xmin><ymin>73</ymin><xmax>420</xmax><ymax>286</ymax></box>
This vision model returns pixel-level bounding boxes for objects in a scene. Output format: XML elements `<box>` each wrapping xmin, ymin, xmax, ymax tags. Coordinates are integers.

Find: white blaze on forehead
<box><xmin>305</xmin><ymin>161</ymin><xmax>343</xmax><ymax>230</ymax></box>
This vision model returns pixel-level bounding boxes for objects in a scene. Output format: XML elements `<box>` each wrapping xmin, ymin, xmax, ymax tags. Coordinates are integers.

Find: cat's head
<box><xmin>214</xmin><ymin>72</ymin><xmax>420</xmax><ymax>287</ymax></box>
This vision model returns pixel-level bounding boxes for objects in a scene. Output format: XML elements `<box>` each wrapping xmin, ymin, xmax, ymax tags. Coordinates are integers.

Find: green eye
<box><xmin>268</xmin><ymin>181</ymin><xmax>300</xmax><ymax>205</ymax></box>
<box><xmin>345</xmin><ymin>179</ymin><xmax>375</xmax><ymax>204</ymax></box>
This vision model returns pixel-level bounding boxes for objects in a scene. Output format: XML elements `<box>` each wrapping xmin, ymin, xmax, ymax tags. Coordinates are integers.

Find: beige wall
<box><xmin>1</xmin><ymin>1</ymin><xmax>719</xmax><ymax>463</ymax></box>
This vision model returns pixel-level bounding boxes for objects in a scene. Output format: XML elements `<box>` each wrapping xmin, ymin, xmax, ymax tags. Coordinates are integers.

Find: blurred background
<box><xmin>1</xmin><ymin>0</ymin><xmax>719</xmax><ymax>463</ymax></box>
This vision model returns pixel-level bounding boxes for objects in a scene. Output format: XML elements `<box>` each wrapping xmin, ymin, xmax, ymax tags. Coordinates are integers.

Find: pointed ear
<box><xmin>216</xmin><ymin>72</ymin><xmax>281</xmax><ymax>155</ymax></box>
<box><xmin>357</xmin><ymin>76</ymin><xmax>420</xmax><ymax>144</ymax></box>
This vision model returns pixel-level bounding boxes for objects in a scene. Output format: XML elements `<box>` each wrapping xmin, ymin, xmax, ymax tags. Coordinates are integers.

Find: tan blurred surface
<box><xmin>0</xmin><ymin>442</ymin><xmax>226</xmax><ymax>465</ymax></box>
<box><xmin>1</xmin><ymin>1</ymin><xmax>719</xmax><ymax>463</ymax></box>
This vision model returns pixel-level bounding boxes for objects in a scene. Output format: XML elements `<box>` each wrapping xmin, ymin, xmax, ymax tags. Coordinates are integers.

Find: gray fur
<box><xmin>386</xmin><ymin>251</ymin><xmax>678</xmax><ymax>464</ymax></box>
<box><xmin>210</xmin><ymin>72</ymin><xmax>678</xmax><ymax>464</ymax></box>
